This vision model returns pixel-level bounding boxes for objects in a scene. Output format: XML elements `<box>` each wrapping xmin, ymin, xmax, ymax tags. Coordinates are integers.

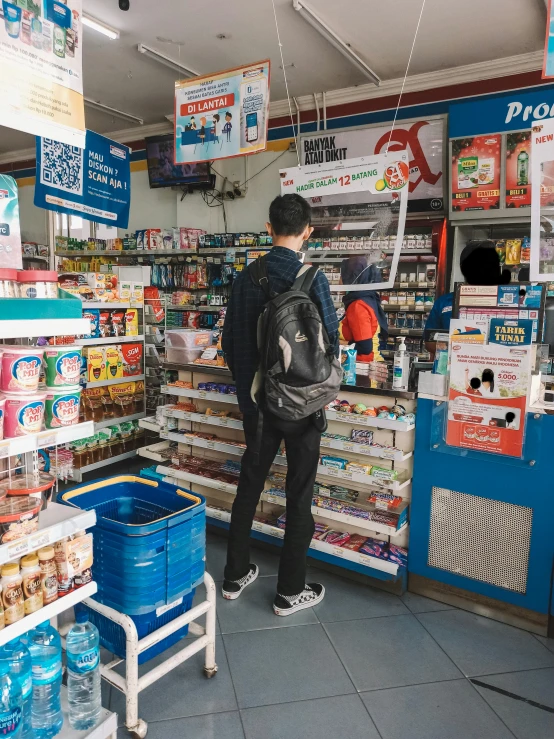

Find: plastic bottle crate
<box><xmin>76</xmin><ymin>591</ymin><xmax>195</xmax><ymax>665</ymax></box>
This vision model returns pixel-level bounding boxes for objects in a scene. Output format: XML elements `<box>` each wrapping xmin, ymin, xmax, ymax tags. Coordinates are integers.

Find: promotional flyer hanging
<box><xmin>34</xmin><ymin>131</ymin><xmax>131</xmax><ymax>228</ymax></box>
<box><xmin>451</xmin><ymin>135</ymin><xmax>501</xmax><ymax>212</ymax></box>
<box><xmin>280</xmin><ymin>152</ymin><xmax>409</xmax><ymax>291</ymax></box>
<box><xmin>531</xmin><ymin>117</ymin><xmax>554</xmax><ymax>280</ymax></box>
<box><xmin>0</xmin><ymin>0</ymin><xmax>85</xmax><ymax>147</ymax></box>
<box><xmin>446</xmin><ymin>341</ymin><xmax>531</xmax><ymax>458</ymax></box>
<box><xmin>174</xmin><ymin>60</ymin><xmax>270</xmax><ymax>165</ymax></box>
<box><xmin>542</xmin><ymin>0</ymin><xmax>554</xmax><ymax>79</ymax></box>
<box><xmin>0</xmin><ymin>175</ymin><xmax>22</xmax><ymax>269</ymax></box>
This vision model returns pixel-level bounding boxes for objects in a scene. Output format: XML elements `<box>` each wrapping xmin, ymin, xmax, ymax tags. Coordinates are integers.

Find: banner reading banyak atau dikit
<box><xmin>174</xmin><ymin>60</ymin><xmax>270</xmax><ymax>164</ymax></box>
<box><xmin>34</xmin><ymin>131</ymin><xmax>130</xmax><ymax>228</ymax></box>
<box><xmin>0</xmin><ymin>0</ymin><xmax>85</xmax><ymax>147</ymax></box>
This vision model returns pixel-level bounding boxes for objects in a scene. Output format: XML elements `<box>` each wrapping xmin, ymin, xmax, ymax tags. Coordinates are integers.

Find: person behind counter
<box><xmin>340</xmin><ymin>256</ymin><xmax>388</xmax><ymax>361</ymax></box>
<box><xmin>425</xmin><ymin>240</ymin><xmax>510</xmax><ymax>355</ymax></box>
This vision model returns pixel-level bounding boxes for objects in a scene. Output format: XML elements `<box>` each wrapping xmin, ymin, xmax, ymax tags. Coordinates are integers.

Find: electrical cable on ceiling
<box><xmin>270</xmin><ymin>0</ymin><xmax>301</xmax><ymax>166</ymax></box>
<box><xmin>386</xmin><ymin>0</ymin><xmax>427</xmax><ymax>151</ymax></box>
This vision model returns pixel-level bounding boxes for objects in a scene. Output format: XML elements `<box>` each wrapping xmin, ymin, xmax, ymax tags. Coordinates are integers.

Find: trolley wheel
<box><xmin>129</xmin><ymin>719</ymin><xmax>148</xmax><ymax>738</ymax></box>
<box><xmin>204</xmin><ymin>664</ymin><xmax>218</xmax><ymax>679</ymax></box>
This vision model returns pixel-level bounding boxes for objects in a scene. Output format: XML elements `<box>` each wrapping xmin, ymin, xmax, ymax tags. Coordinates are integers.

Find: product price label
<box><xmin>322</xmin><ymin>467</ymin><xmax>339</xmax><ymax>476</ymax></box>
<box><xmin>156</xmin><ymin>597</ymin><xmax>183</xmax><ymax>618</ymax></box>
<box><xmin>0</xmin><ymin>444</ymin><xmax>9</xmax><ymax>459</ymax></box>
<box><xmin>400</xmin><ymin>282</ymin><xmax>409</xmax><ymax>288</ymax></box>
<box><xmin>381</xmin><ymin>449</ymin><xmax>398</xmax><ymax>460</ymax></box>
<box><xmin>333</xmin><ymin>547</ymin><xmax>345</xmax><ymax>558</ymax></box>
<box><xmin>219</xmin><ymin>417</ymin><xmax>228</xmax><ymax>426</ymax></box>
<box><xmin>400</xmin><ymin>329</ymin><xmax>409</xmax><ymax>335</ymax></box>
<box><xmin>7</xmin><ymin>539</ymin><xmax>29</xmax><ymax>560</ymax></box>
<box><xmin>180</xmin><ymin>412</ymin><xmax>191</xmax><ymax>420</ymax></box>
<box><xmin>198</xmin><ymin>391</ymin><xmax>207</xmax><ymax>399</ymax></box>
<box><xmin>218</xmin><ymin>483</ymin><xmax>230</xmax><ymax>492</ymax></box>
<box><xmin>165</xmin><ymin>409</ymin><xmax>174</xmax><ymax>418</ymax></box>
<box><xmin>320</xmin><ymin>438</ymin><xmax>331</xmax><ymax>447</ymax></box>
<box><xmin>252</xmin><ymin>522</ymin><xmax>263</xmax><ymax>532</ymax></box>
<box><xmin>210</xmin><ymin>510</ymin><xmax>223</xmax><ymax>520</ymax></box>
<box><xmin>358</xmin><ymin>553</ymin><xmax>373</xmax><ymax>566</ymax></box>
<box><xmin>341</xmin><ymin>470</ymin><xmax>353</xmax><ymax>480</ymax></box>
<box><xmin>355</xmin><ymin>416</ymin><xmax>368</xmax><ymax>425</ymax></box>
<box><xmin>342</xmin><ymin>442</ymin><xmax>354</xmax><ymax>451</ymax></box>
<box><xmin>40</xmin><ymin>433</ymin><xmax>57</xmax><ymax>448</ymax></box>
<box><xmin>171</xmin><ymin>457</ymin><xmax>180</xmax><ymax>466</ymax></box>
<box><xmin>206</xmin><ymin>441</ymin><xmax>215</xmax><ymax>449</ymax></box>
<box><xmin>29</xmin><ymin>532</ymin><xmax>50</xmax><ymax>550</ymax></box>
<box><xmin>199</xmin><ymin>415</ymin><xmax>208</xmax><ymax>423</ymax></box>
<box><xmin>160</xmin><ymin>431</ymin><xmax>169</xmax><ymax>440</ymax></box>
<box><xmin>415</xmin><ymin>305</ymin><xmax>424</xmax><ymax>311</ymax></box>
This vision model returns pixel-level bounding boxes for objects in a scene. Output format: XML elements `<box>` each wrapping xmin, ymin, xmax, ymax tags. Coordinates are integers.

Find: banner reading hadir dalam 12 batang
<box><xmin>0</xmin><ymin>0</ymin><xmax>85</xmax><ymax>147</ymax></box>
<box><xmin>280</xmin><ymin>153</ymin><xmax>410</xmax><ymax>291</ymax></box>
<box><xmin>174</xmin><ymin>60</ymin><xmax>270</xmax><ymax>165</ymax></box>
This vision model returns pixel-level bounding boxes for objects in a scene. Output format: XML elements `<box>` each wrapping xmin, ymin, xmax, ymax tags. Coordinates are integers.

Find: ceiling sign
<box><xmin>0</xmin><ymin>0</ymin><xmax>85</xmax><ymax>147</ymax></box>
<box><xmin>174</xmin><ymin>60</ymin><xmax>270</xmax><ymax>164</ymax></box>
<box><xmin>543</xmin><ymin>0</ymin><xmax>554</xmax><ymax>79</ymax></box>
<box><xmin>300</xmin><ymin>118</ymin><xmax>444</xmax><ymax>214</ymax></box>
<box><xmin>280</xmin><ymin>153</ymin><xmax>409</xmax><ymax>292</ymax></box>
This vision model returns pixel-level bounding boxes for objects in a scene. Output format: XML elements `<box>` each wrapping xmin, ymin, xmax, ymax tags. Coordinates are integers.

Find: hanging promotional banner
<box><xmin>0</xmin><ymin>175</ymin><xmax>22</xmax><ymax>269</ymax></box>
<box><xmin>300</xmin><ymin>118</ymin><xmax>444</xmax><ymax>214</ymax></box>
<box><xmin>446</xmin><ymin>342</ymin><xmax>531</xmax><ymax>458</ymax></box>
<box><xmin>174</xmin><ymin>60</ymin><xmax>270</xmax><ymax>165</ymax></box>
<box><xmin>505</xmin><ymin>132</ymin><xmax>531</xmax><ymax>208</ymax></box>
<box><xmin>451</xmin><ymin>135</ymin><xmax>501</xmax><ymax>212</ymax></box>
<box><xmin>280</xmin><ymin>153</ymin><xmax>410</xmax><ymax>291</ymax></box>
<box><xmin>0</xmin><ymin>0</ymin><xmax>85</xmax><ymax>147</ymax></box>
<box><xmin>543</xmin><ymin>0</ymin><xmax>554</xmax><ymax>79</ymax></box>
<box><xmin>34</xmin><ymin>131</ymin><xmax>131</xmax><ymax>228</ymax></box>
<box><xmin>530</xmin><ymin>117</ymin><xmax>554</xmax><ymax>279</ymax></box>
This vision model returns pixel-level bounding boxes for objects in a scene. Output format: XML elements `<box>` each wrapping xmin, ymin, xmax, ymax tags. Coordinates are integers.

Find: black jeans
<box><xmin>224</xmin><ymin>411</ymin><xmax>321</xmax><ymax>596</ymax></box>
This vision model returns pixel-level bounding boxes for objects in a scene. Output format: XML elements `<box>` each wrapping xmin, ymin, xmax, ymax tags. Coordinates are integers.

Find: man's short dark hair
<box><xmin>269</xmin><ymin>194</ymin><xmax>312</xmax><ymax>237</ymax></box>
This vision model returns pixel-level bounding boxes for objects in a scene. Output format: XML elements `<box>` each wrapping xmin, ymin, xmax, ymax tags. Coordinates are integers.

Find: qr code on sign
<box><xmin>40</xmin><ymin>139</ymin><xmax>84</xmax><ymax>196</ymax></box>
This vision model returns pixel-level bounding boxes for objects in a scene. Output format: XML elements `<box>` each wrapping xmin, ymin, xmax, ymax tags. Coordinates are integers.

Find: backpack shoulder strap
<box><xmin>292</xmin><ymin>264</ymin><xmax>319</xmax><ymax>295</ymax></box>
<box><xmin>248</xmin><ymin>254</ymin><xmax>272</xmax><ymax>300</ymax></box>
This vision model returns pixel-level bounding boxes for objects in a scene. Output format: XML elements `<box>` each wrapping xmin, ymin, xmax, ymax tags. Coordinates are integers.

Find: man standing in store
<box><xmin>221</xmin><ymin>194</ymin><xmax>339</xmax><ymax>615</ymax></box>
<box><xmin>425</xmin><ymin>240</ymin><xmax>510</xmax><ymax>354</ymax></box>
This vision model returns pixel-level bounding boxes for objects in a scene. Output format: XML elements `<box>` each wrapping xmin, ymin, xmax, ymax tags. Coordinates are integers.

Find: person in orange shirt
<box><xmin>340</xmin><ymin>256</ymin><xmax>388</xmax><ymax>362</ymax></box>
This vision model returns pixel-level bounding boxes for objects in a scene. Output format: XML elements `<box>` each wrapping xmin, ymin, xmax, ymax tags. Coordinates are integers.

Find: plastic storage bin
<box><xmin>166</xmin><ymin>329</ymin><xmax>213</xmax><ymax>349</ymax></box>
<box><xmin>60</xmin><ymin>475</ymin><xmax>205</xmax><ymax>615</ymax></box>
<box><xmin>166</xmin><ymin>346</ymin><xmax>204</xmax><ymax>364</ymax></box>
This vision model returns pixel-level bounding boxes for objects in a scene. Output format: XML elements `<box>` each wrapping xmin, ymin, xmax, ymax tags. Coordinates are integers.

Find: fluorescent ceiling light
<box><xmin>292</xmin><ymin>0</ymin><xmax>380</xmax><ymax>86</ymax></box>
<box><xmin>84</xmin><ymin>98</ymin><xmax>143</xmax><ymax>125</ymax></box>
<box><xmin>82</xmin><ymin>14</ymin><xmax>120</xmax><ymax>40</ymax></box>
<box><xmin>137</xmin><ymin>43</ymin><xmax>199</xmax><ymax>79</ymax></box>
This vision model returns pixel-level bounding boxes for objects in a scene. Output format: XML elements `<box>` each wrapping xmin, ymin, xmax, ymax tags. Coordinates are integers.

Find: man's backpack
<box><xmin>249</xmin><ymin>254</ymin><xmax>342</xmax><ymax>421</ymax></box>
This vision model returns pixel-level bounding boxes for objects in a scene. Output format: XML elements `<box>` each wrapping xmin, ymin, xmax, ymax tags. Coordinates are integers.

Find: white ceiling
<box><xmin>0</xmin><ymin>0</ymin><xmax>547</xmax><ymax>155</ymax></box>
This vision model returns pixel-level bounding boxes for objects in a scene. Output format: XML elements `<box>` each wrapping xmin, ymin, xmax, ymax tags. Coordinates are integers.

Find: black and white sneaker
<box><xmin>273</xmin><ymin>583</ymin><xmax>325</xmax><ymax>616</ymax></box>
<box><xmin>221</xmin><ymin>564</ymin><xmax>259</xmax><ymax>600</ymax></box>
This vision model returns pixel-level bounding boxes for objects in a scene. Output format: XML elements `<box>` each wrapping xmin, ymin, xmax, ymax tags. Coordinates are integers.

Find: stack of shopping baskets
<box><xmin>60</xmin><ymin>475</ymin><xmax>205</xmax><ymax>663</ymax></box>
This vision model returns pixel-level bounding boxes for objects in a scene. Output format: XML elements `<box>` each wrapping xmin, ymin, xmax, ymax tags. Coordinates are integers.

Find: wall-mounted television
<box><xmin>145</xmin><ymin>134</ymin><xmax>213</xmax><ymax>189</ymax></box>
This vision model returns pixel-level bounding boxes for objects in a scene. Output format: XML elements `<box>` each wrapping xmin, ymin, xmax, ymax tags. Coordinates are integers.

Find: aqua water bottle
<box><xmin>0</xmin><ymin>639</ymin><xmax>32</xmax><ymax>738</ymax></box>
<box><xmin>27</xmin><ymin>623</ymin><xmax>63</xmax><ymax>739</ymax></box>
<box><xmin>66</xmin><ymin>612</ymin><xmax>101</xmax><ymax>730</ymax></box>
<box><xmin>0</xmin><ymin>661</ymin><xmax>23</xmax><ymax>738</ymax></box>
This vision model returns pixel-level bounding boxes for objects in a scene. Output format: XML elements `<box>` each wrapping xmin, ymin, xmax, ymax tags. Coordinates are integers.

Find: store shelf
<box><xmin>81</xmin><ymin>302</ymin><xmax>139</xmax><ymax>310</ymax></box>
<box><xmin>162</xmin><ymin>430</ymin><xmax>245</xmax><ymax>457</ymax></box>
<box><xmin>95</xmin><ymin>412</ymin><xmax>146</xmax><ymax>430</ymax></box>
<box><xmin>70</xmin><ymin>450</ymin><xmax>138</xmax><ymax>481</ymax></box>
<box><xmin>76</xmin><ymin>335</ymin><xmax>145</xmax><ymax>345</ymax></box>
<box><xmin>393</xmin><ymin>282</ymin><xmax>435</xmax><ymax>289</ymax></box>
<box><xmin>316</xmin><ymin>464</ymin><xmax>411</xmax><ymax>491</ymax></box>
<box><xmin>23</xmin><ymin>254</ymin><xmax>49</xmax><ymax>262</ymax></box>
<box><xmin>0</xmin><ymin>318</ymin><xmax>91</xmax><ymax>340</ymax></box>
<box><xmin>139</xmin><ymin>416</ymin><xmax>162</xmax><ymax>432</ymax></box>
<box><xmin>387</xmin><ymin>328</ymin><xmax>424</xmax><ymax>337</ymax></box>
<box><xmin>384</xmin><ymin>305</ymin><xmax>432</xmax><ymax>312</ymax></box>
<box><xmin>166</xmin><ymin>305</ymin><xmax>223</xmax><ymax>312</ymax></box>
<box><xmin>164</xmin><ymin>408</ymin><xmax>243</xmax><ymax>430</ymax></box>
<box><xmin>0</xmin><ymin>502</ymin><xmax>96</xmax><ymax>565</ymax></box>
<box><xmin>326</xmin><ymin>410</ymin><xmax>415</xmax><ymax>431</ymax></box>
<box><xmin>160</xmin><ymin>387</ymin><xmax>238</xmax><ymax>404</ymax></box>
<box><xmin>0</xmin><ymin>421</ymin><xmax>94</xmax><ymax>458</ymax></box>
<box><xmin>137</xmin><ymin>440</ymin><xmax>171</xmax><ymax>462</ymax></box>
<box><xmin>84</xmin><ymin>374</ymin><xmax>145</xmax><ymax>389</ymax></box>
<box><xmin>157</xmin><ymin>465</ymin><xmax>238</xmax><ymax>494</ymax></box>
<box><xmin>320</xmin><ymin>436</ymin><xmax>412</xmax><ymax>461</ymax></box>
<box><xmin>311</xmin><ymin>504</ymin><xmax>407</xmax><ymax>537</ymax></box>
<box><xmin>0</xmin><ymin>581</ymin><xmax>97</xmax><ymax>646</ymax></box>
<box><xmin>55</xmin><ymin>250</ymin><xmax>133</xmax><ymax>257</ymax></box>
<box><xmin>59</xmin><ymin>687</ymin><xmax>117</xmax><ymax>739</ymax></box>
<box><xmin>206</xmin><ymin>507</ymin><xmax>400</xmax><ymax>577</ymax></box>
<box><xmin>163</xmin><ymin>364</ymin><xmax>233</xmax><ymax>377</ymax></box>
<box><xmin>306</xmin><ymin>249</ymin><xmax>432</xmax><ymax>257</ymax></box>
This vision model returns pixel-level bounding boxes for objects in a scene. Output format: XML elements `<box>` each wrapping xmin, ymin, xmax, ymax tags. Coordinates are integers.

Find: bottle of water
<box><xmin>66</xmin><ymin>611</ymin><xmax>101</xmax><ymax>730</ymax></box>
<box><xmin>0</xmin><ymin>639</ymin><xmax>32</xmax><ymax>739</ymax></box>
<box><xmin>28</xmin><ymin>622</ymin><xmax>63</xmax><ymax>739</ymax></box>
<box><xmin>0</xmin><ymin>661</ymin><xmax>22</xmax><ymax>738</ymax></box>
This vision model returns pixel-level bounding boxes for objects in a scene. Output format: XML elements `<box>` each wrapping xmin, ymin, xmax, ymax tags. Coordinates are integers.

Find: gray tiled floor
<box><xmin>109</xmin><ymin>533</ymin><xmax>554</xmax><ymax>738</ymax></box>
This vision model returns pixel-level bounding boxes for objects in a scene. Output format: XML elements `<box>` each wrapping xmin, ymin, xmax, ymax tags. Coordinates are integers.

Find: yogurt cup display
<box><xmin>44</xmin><ymin>386</ymin><xmax>81</xmax><ymax>428</ymax></box>
<box><xmin>0</xmin><ymin>396</ymin><xmax>4</xmax><ymax>441</ymax></box>
<box><xmin>1</xmin><ymin>346</ymin><xmax>44</xmax><ymax>394</ymax></box>
<box><xmin>3</xmin><ymin>392</ymin><xmax>46</xmax><ymax>438</ymax></box>
<box><xmin>44</xmin><ymin>345</ymin><xmax>82</xmax><ymax>387</ymax></box>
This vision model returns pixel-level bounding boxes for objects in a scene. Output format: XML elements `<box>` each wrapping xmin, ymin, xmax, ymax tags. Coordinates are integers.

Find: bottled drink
<box><xmin>0</xmin><ymin>639</ymin><xmax>32</xmax><ymax>739</ymax></box>
<box><xmin>28</xmin><ymin>622</ymin><xmax>63</xmax><ymax>739</ymax></box>
<box><xmin>0</xmin><ymin>661</ymin><xmax>22</xmax><ymax>738</ymax></box>
<box><xmin>66</xmin><ymin>612</ymin><xmax>101</xmax><ymax>730</ymax></box>
<box><xmin>517</xmin><ymin>149</ymin><xmax>529</xmax><ymax>186</ymax></box>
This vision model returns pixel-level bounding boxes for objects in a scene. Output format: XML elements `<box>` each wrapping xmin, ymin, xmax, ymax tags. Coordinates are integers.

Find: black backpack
<box><xmin>249</xmin><ymin>254</ymin><xmax>343</xmax><ymax>421</ymax></box>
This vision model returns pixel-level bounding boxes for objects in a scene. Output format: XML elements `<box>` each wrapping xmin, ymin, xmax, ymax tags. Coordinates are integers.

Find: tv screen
<box><xmin>145</xmin><ymin>134</ymin><xmax>211</xmax><ymax>188</ymax></box>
